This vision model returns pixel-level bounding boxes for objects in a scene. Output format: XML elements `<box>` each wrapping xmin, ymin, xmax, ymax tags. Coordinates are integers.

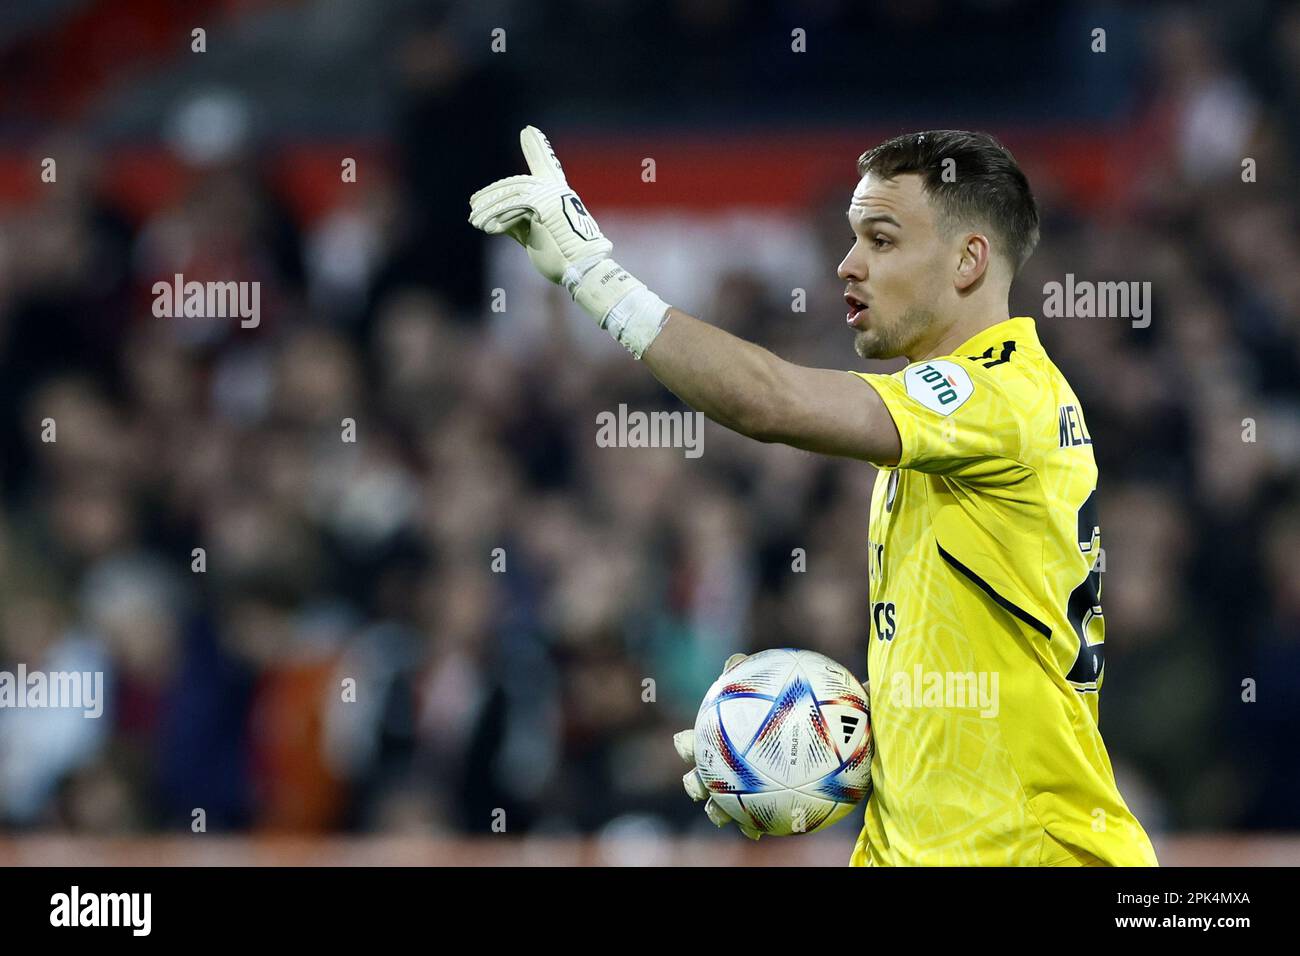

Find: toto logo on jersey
<box><xmin>903</xmin><ymin>359</ymin><xmax>974</xmax><ymax>414</ymax></box>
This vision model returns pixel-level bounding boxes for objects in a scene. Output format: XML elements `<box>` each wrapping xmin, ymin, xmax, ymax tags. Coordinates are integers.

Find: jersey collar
<box><xmin>949</xmin><ymin>316</ymin><xmax>1038</xmax><ymax>360</ymax></box>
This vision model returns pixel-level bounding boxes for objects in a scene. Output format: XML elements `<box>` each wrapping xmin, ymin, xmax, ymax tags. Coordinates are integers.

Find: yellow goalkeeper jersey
<box><xmin>847</xmin><ymin>316</ymin><xmax>1157</xmax><ymax>867</ymax></box>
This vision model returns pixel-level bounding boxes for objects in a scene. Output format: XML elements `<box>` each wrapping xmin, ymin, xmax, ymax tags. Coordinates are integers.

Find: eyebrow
<box><xmin>847</xmin><ymin>211</ymin><xmax>902</xmax><ymax>229</ymax></box>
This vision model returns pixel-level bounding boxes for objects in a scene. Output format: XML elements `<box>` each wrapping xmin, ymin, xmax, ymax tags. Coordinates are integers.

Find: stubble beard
<box><xmin>853</xmin><ymin>305</ymin><xmax>935</xmax><ymax>361</ymax></box>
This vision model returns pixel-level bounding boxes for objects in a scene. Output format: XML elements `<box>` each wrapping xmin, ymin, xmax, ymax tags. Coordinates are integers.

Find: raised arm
<box><xmin>468</xmin><ymin>125</ymin><xmax>900</xmax><ymax>465</ymax></box>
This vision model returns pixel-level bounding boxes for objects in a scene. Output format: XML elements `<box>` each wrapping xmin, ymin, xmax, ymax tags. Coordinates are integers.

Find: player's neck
<box><xmin>909</xmin><ymin>308</ymin><xmax>1012</xmax><ymax>362</ymax></box>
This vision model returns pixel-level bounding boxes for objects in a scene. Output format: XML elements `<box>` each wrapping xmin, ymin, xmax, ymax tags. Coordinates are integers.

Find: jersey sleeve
<box><xmin>851</xmin><ymin>357</ymin><xmax>1027</xmax><ymax>483</ymax></box>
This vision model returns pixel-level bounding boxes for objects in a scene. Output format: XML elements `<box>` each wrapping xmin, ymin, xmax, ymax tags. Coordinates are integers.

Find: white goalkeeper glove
<box><xmin>673</xmin><ymin>653</ymin><xmax>764</xmax><ymax>840</ymax></box>
<box><xmin>467</xmin><ymin>126</ymin><xmax>671</xmax><ymax>358</ymax></box>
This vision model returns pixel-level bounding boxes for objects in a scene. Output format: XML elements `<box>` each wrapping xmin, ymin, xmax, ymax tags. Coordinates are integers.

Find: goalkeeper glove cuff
<box><xmin>566</xmin><ymin>257</ymin><xmax>670</xmax><ymax>359</ymax></box>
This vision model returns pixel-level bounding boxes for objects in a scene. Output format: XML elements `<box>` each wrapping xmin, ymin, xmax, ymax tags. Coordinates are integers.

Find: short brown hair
<box><xmin>857</xmin><ymin>130</ymin><xmax>1040</xmax><ymax>273</ymax></box>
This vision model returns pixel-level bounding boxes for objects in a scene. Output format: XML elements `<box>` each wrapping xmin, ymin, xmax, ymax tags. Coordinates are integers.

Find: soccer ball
<box><xmin>693</xmin><ymin>648</ymin><xmax>872</xmax><ymax>836</ymax></box>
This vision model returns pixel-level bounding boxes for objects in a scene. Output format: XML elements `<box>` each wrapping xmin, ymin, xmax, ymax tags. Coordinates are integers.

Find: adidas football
<box><xmin>693</xmin><ymin>648</ymin><xmax>872</xmax><ymax>836</ymax></box>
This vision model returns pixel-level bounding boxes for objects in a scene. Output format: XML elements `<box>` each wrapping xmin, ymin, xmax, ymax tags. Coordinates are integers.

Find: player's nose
<box><xmin>837</xmin><ymin>245</ymin><xmax>866</xmax><ymax>282</ymax></box>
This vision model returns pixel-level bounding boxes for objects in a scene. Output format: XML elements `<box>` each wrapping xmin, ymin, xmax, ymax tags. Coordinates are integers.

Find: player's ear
<box><xmin>954</xmin><ymin>232</ymin><xmax>991</xmax><ymax>291</ymax></box>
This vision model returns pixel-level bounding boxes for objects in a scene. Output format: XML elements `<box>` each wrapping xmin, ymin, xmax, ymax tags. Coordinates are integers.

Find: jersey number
<box><xmin>1065</xmin><ymin>489</ymin><xmax>1104</xmax><ymax>689</ymax></box>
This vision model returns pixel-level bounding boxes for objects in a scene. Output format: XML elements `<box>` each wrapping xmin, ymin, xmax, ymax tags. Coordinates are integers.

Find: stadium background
<box><xmin>0</xmin><ymin>0</ymin><xmax>1298</xmax><ymax>865</ymax></box>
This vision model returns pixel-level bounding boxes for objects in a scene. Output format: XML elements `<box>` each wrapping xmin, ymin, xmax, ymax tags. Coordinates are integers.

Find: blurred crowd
<box><xmin>0</xmin><ymin>2</ymin><xmax>1298</xmax><ymax>841</ymax></box>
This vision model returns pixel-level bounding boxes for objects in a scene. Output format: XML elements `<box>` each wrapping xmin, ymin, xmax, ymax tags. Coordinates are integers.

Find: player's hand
<box><xmin>674</xmin><ymin>652</ymin><xmax>764</xmax><ymax>840</ymax></box>
<box><xmin>468</xmin><ymin>126</ymin><xmax>612</xmax><ymax>288</ymax></box>
<box><xmin>468</xmin><ymin>126</ymin><xmax>671</xmax><ymax>359</ymax></box>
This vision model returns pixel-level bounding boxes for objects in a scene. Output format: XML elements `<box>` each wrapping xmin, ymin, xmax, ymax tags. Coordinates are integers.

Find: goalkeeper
<box><xmin>469</xmin><ymin>127</ymin><xmax>1158</xmax><ymax>867</ymax></box>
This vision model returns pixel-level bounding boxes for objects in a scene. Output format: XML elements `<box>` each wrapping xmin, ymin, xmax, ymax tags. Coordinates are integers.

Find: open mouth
<box><xmin>844</xmin><ymin>293</ymin><xmax>869</xmax><ymax>328</ymax></box>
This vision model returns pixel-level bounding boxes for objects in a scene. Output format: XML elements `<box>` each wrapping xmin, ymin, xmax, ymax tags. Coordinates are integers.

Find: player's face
<box><xmin>838</xmin><ymin>173</ymin><xmax>950</xmax><ymax>361</ymax></box>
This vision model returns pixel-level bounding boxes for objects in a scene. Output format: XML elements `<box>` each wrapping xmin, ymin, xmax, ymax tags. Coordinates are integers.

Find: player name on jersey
<box><xmin>1057</xmin><ymin>403</ymin><xmax>1092</xmax><ymax>448</ymax></box>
